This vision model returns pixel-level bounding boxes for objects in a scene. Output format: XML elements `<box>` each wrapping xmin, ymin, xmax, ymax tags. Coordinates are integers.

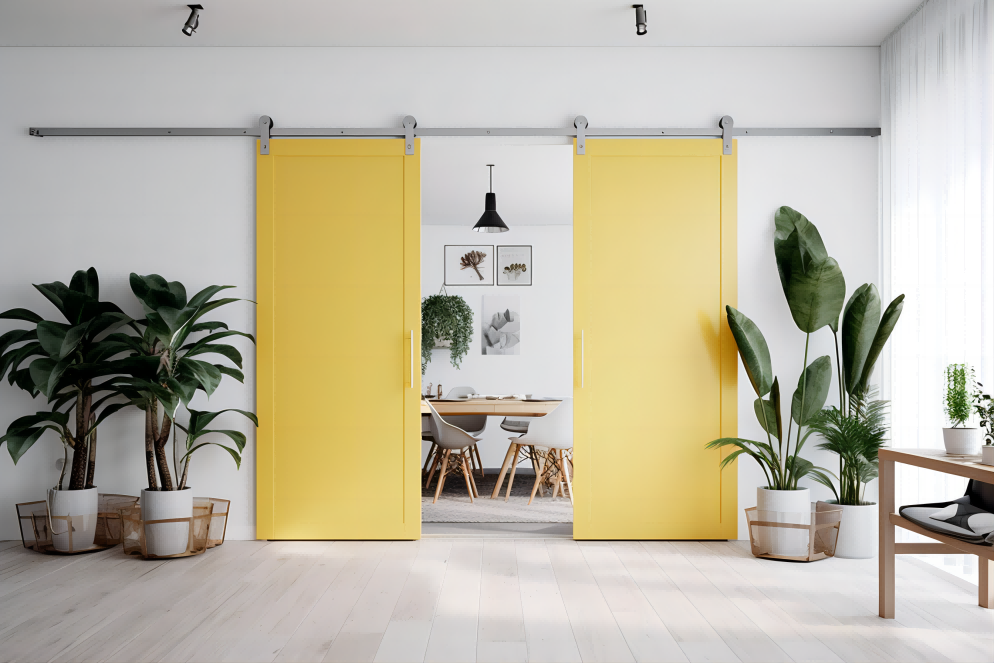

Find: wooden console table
<box><xmin>879</xmin><ymin>448</ymin><xmax>994</xmax><ymax>618</ymax></box>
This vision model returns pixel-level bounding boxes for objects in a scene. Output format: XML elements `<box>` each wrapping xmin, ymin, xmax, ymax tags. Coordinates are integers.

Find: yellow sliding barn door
<box><xmin>573</xmin><ymin>139</ymin><xmax>737</xmax><ymax>540</ymax></box>
<box><xmin>257</xmin><ymin>139</ymin><xmax>421</xmax><ymax>540</ymax></box>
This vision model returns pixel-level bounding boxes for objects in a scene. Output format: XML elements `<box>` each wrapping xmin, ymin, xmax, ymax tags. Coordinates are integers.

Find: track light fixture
<box><xmin>473</xmin><ymin>165</ymin><xmax>510</xmax><ymax>233</ymax></box>
<box><xmin>182</xmin><ymin>4</ymin><xmax>203</xmax><ymax>37</ymax></box>
<box><xmin>633</xmin><ymin>4</ymin><xmax>647</xmax><ymax>36</ymax></box>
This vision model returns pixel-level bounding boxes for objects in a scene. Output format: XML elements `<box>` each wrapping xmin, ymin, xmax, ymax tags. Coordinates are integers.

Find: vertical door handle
<box><xmin>581</xmin><ymin>330</ymin><xmax>585</xmax><ymax>388</ymax></box>
<box><xmin>410</xmin><ymin>331</ymin><xmax>414</xmax><ymax>389</ymax></box>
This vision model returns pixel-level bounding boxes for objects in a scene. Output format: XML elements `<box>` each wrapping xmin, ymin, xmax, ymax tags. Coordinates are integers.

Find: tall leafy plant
<box><xmin>0</xmin><ymin>268</ymin><xmax>132</xmax><ymax>489</ymax></box>
<box><xmin>421</xmin><ymin>294</ymin><xmax>473</xmax><ymax>375</ymax></box>
<box><xmin>113</xmin><ymin>274</ymin><xmax>255</xmax><ymax>490</ymax></box>
<box><xmin>707</xmin><ymin>207</ymin><xmax>843</xmax><ymax>490</ymax></box>
<box><xmin>806</xmin><ymin>275</ymin><xmax>904</xmax><ymax>505</ymax></box>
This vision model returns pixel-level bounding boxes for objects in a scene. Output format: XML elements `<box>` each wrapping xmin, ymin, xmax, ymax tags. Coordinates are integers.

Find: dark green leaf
<box><xmin>181</xmin><ymin>442</ymin><xmax>241</xmax><ymax>469</ymax></box>
<box><xmin>187</xmin><ymin>284</ymin><xmax>235</xmax><ymax>309</ymax></box>
<box><xmin>773</xmin><ymin>206</ymin><xmax>828</xmax><ymax>300</ymax></box>
<box><xmin>785</xmin><ymin>257</ymin><xmax>846</xmax><ymax>333</ymax></box>
<box><xmin>215</xmin><ymin>365</ymin><xmax>244</xmax><ymax>383</ymax></box>
<box><xmin>184</xmin><ymin>343</ymin><xmax>243</xmax><ymax>368</ymax></box>
<box><xmin>69</xmin><ymin>267</ymin><xmax>99</xmax><ymax>299</ymax></box>
<box><xmin>0</xmin><ymin>329</ymin><xmax>37</xmax><ymax>357</ymax></box>
<box><xmin>180</xmin><ymin>359</ymin><xmax>222</xmax><ymax>396</ymax></box>
<box><xmin>190</xmin><ymin>321</ymin><xmax>229</xmax><ymax>334</ymax></box>
<box><xmin>36</xmin><ymin>321</ymin><xmax>70</xmax><ymax>357</ymax></box>
<box><xmin>93</xmin><ymin>402</ymin><xmax>129</xmax><ymax>428</ymax></box>
<box><xmin>0</xmin><ymin>308</ymin><xmax>43</xmax><ymax>323</ymax></box>
<box><xmin>791</xmin><ymin>355</ymin><xmax>833</xmax><ymax>425</ymax></box>
<box><xmin>725</xmin><ymin>306</ymin><xmax>773</xmax><ymax>397</ymax></box>
<box><xmin>754</xmin><ymin>397</ymin><xmax>780</xmax><ymax>440</ymax></box>
<box><xmin>770</xmin><ymin>378</ymin><xmax>784</xmax><ymax>442</ymax></box>
<box><xmin>841</xmin><ymin>284</ymin><xmax>881</xmax><ymax>395</ymax></box>
<box><xmin>4</xmin><ymin>426</ymin><xmax>49</xmax><ymax>464</ymax></box>
<box><xmin>857</xmin><ymin>294</ymin><xmax>905</xmax><ymax>392</ymax></box>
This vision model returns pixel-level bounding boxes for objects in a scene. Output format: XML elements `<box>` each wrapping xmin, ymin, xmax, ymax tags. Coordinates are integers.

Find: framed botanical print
<box><xmin>444</xmin><ymin>245</ymin><xmax>494</xmax><ymax>286</ymax></box>
<box><xmin>496</xmin><ymin>245</ymin><xmax>532</xmax><ymax>286</ymax></box>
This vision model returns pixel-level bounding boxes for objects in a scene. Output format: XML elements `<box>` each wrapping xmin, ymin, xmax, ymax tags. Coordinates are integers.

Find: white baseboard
<box><xmin>223</xmin><ymin>524</ymin><xmax>257</xmax><ymax>540</ymax></box>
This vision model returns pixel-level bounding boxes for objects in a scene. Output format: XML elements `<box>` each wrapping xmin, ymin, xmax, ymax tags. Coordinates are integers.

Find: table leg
<box><xmin>980</xmin><ymin>556</ymin><xmax>992</xmax><ymax>609</ymax></box>
<box><xmin>879</xmin><ymin>457</ymin><xmax>895</xmax><ymax>618</ymax></box>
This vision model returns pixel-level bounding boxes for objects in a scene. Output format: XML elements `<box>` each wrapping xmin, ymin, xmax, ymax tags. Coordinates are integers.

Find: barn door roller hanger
<box><xmin>29</xmin><ymin>115</ymin><xmax>881</xmax><ymax>156</ymax></box>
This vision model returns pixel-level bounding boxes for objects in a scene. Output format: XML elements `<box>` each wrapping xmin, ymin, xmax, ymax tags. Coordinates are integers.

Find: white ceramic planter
<box><xmin>48</xmin><ymin>487</ymin><xmax>99</xmax><ymax>552</ymax></box>
<box><xmin>982</xmin><ymin>445</ymin><xmax>994</xmax><ymax>466</ymax></box>
<box><xmin>821</xmin><ymin>501</ymin><xmax>877</xmax><ymax>559</ymax></box>
<box><xmin>141</xmin><ymin>488</ymin><xmax>193</xmax><ymax>557</ymax></box>
<box><xmin>942</xmin><ymin>427</ymin><xmax>982</xmax><ymax>455</ymax></box>
<box><xmin>756</xmin><ymin>487</ymin><xmax>811</xmax><ymax>557</ymax></box>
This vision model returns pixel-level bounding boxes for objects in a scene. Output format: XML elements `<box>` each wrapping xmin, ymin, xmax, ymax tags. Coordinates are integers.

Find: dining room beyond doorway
<box><xmin>419</xmin><ymin>139</ymin><xmax>574</xmax><ymax>529</ymax></box>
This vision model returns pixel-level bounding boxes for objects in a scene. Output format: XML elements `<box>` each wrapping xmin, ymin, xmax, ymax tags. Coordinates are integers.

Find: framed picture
<box><xmin>496</xmin><ymin>245</ymin><xmax>532</xmax><ymax>286</ymax></box>
<box><xmin>444</xmin><ymin>245</ymin><xmax>494</xmax><ymax>286</ymax></box>
<box><xmin>482</xmin><ymin>295</ymin><xmax>520</xmax><ymax>355</ymax></box>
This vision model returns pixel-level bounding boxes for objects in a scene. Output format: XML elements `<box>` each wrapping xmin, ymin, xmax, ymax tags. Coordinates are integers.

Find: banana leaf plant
<box><xmin>111</xmin><ymin>273</ymin><xmax>255</xmax><ymax>491</ymax></box>
<box><xmin>806</xmin><ymin>276</ymin><xmax>904</xmax><ymax>505</ymax></box>
<box><xmin>706</xmin><ymin>207</ymin><xmax>841</xmax><ymax>491</ymax></box>
<box><xmin>0</xmin><ymin>268</ymin><xmax>132</xmax><ymax>490</ymax></box>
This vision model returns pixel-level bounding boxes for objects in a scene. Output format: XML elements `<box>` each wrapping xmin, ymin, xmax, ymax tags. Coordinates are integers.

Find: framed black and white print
<box><xmin>496</xmin><ymin>245</ymin><xmax>532</xmax><ymax>286</ymax></box>
<box><xmin>444</xmin><ymin>245</ymin><xmax>495</xmax><ymax>286</ymax></box>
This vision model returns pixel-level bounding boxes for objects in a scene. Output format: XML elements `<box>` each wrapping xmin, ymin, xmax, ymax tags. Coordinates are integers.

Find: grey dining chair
<box><xmin>423</xmin><ymin>399</ymin><xmax>481</xmax><ymax>503</ymax></box>
<box><xmin>441</xmin><ymin>386</ymin><xmax>486</xmax><ymax>475</ymax></box>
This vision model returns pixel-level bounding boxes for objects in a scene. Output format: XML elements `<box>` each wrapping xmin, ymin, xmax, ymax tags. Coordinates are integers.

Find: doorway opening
<box><xmin>419</xmin><ymin>138</ymin><xmax>574</xmax><ymax>536</ymax></box>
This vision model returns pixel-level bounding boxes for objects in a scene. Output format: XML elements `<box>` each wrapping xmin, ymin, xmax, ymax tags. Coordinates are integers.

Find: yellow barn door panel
<box><xmin>574</xmin><ymin>139</ymin><xmax>737</xmax><ymax>540</ymax></box>
<box><xmin>257</xmin><ymin>139</ymin><xmax>420</xmax><ymax>540</ymax></box>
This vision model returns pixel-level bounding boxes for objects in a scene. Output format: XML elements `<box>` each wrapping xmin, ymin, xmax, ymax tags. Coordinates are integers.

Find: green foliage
<box><xmin>808</xmin><ymin>389</ymin><xmax>888</xmax><ymax>505</ymax></box>
<box><xmin>944</xmin><ymin>363</ymin><xmax>977</xmax><ymax>427</ymax></box>
<box><xmin>0</xmin><ymin>268</ymin><xmax>134</xmax><ymax>489</ymax></box>
<box><xmin>709</xmin><ymin>205</ymin><xmax>905</xmax><ymax>496</ymax></box>
<box><xmin>175</xmin><ymin>408</ymin><xmax>258</xmax><ymax>488</ymax></box>
<box><xmin>974</xmin><ymin>387</ymin><xmax>994</xmax><ymax>444</ymax></box>
<box><xmin>421</xmin><ymin>294</ymin><xmax>473</xmax><ymax>375</ymax></box>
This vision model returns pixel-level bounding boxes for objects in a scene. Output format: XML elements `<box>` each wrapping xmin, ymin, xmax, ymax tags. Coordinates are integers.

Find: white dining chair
<box><xmin>423</xmin><ymin>398</ymin><xmax>481</xmax><ymax>503</ymax></box>
<box><xmin>440</xmin><ymin>386</ymin><xmax>486</xmax><ymax>475</ymax></box>
<box><xmin>492</xmin><ymin>398</ymin><xmax>573</xmax><ymax>504</ymax></box>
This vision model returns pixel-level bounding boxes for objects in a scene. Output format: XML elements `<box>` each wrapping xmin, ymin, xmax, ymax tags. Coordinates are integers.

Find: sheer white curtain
<box><xmin>881</xmin><ymin>0</ymin><xmax>994</xmax><ymax>541</ymax></box>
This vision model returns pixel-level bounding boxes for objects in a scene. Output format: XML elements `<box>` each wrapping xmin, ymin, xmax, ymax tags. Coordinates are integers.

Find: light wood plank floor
<box><xmin>1</xmin><ymin>538</ymin><xmax>992</xmax><ymax>663</ymax></box>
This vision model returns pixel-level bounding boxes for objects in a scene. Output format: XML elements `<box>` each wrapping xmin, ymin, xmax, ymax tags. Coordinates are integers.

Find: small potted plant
<box><xmin>420</xmin><ymin>292</ymin><xmax>473</xmax><ymax>374</ymax></box>
<box><xmin>942</xmin><ymin>364</ymin><xmax>982</xmax><ymax>455</ymax></box>
<box><xmin>974</xmin><ymin>385</ymin><xmax>994</xmax><ymax>465</ymax></box>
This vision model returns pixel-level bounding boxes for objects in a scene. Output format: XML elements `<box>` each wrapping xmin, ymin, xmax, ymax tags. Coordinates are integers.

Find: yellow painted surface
<box><xmin>573</xmin><ymin>139</ymin><xmax>737</xmax><ymax>540</ymax></box>
<box><xmin>256</xmin><ymin>139</ymin><xmax>420</xmax><ymax>540</ymax></box>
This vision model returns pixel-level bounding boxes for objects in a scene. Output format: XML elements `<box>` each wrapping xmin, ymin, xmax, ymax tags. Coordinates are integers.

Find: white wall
<box><xmin>0</xmin><ymin>46</ymin><xmax>880</xmax><ymax>540</ymax></box>
<box><xmin>421</xmin><ymin>225</ymin><xmax>573</xmax><ymax>468</ymax></box>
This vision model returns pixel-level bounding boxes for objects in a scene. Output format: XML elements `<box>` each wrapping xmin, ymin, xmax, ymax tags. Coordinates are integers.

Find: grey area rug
<box><xmin>422</xmin><ymin>467</ymin><xmax>574</xmax><ymax>523</ymax></box>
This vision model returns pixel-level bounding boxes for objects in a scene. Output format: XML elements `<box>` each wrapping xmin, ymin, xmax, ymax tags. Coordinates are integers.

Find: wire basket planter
<box><xmin>15</xmin><ymin>493</ymin><xmax>139</xmax><ymax>554</ymax></box>
<box><xmin>745</xmin><ymin>502</ymin><xmax>843</xmax><ymax>562</ymax></box>
<box><xmin>120</xmin><ymin>498</ymin><xmax>214</xmax><ymax>559</ymax></box>
<box><xmin>206</xmin><ymin>497</ymin><xmax>230</xmax><ymax>548</ymax></box>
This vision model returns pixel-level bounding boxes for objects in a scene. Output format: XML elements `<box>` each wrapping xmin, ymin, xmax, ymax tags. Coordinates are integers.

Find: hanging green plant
<box><xmin>421</xmin><ymin>293</ymin><xmax>473</xmax><ymax>374</ymax></box>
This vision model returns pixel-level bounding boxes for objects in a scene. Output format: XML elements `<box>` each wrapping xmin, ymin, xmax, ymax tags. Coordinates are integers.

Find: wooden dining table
<box><xmin>419</xmin><ymin>397</ymin><xmax>561</xmax><ymax>417</ymax></box>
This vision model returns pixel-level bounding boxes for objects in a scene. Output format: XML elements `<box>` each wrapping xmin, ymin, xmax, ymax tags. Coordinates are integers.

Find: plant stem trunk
<box><xmin>833</xmin><ymin>330</ymin><xmax>845</xmax><ymax>416</ymax></box>
<box><xmin>154</xmin><ymin>412</ymin><xmax>174</xmax><ymax>491</ymax></box>
<box><xmin>790</xmin><ymin>334</ymin><xmax>811</xmax><ymax>489</ymax></box>
<box><xmin>67</xmin><ymin>388</ymin><xmax>92</xmax><ymax>490</ymax></box>
<box><xmin>57</xmin><ymin>443</ymin><xmax>68</xmax><ymax>490</ymax></box>
<box><xmin>85</xmin><ymin>414</ymin><xmax>97</xmax><ymax>489</ymax></box>
<box><xmin>144</xmin><ymin>402</ymin><xmax>158</xmax><ymax>490</ymax></box>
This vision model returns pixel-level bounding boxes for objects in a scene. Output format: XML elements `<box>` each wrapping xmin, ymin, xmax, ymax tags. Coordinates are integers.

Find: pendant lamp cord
<box><xmin>488</xmin><ymin>164</ymin><xmax>494</xmax><ymax>193</ymax></box>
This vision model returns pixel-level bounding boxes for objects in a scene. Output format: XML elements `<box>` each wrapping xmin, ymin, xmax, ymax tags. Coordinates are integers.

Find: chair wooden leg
<box><xmin>433</xmin><ymin>450</ymin><xmax>451</xmax><ymax>504</ymax></box>
<box><xmin>422</xmin><ymin>442</ymin><xmax>437</xmax><ymax>474</ymax></box>
<box><xmin>528</xmin><ymin>453</ymin><xmax>548</xmax><ymax>505</ymax></box>
<box><xmin>459</xmin><ymin>454</ymin><xmax>475</xmax><ymax>503</ymax></box>
<box><xmin>561</xmin><ymin>449</ymin><xmax>574</xmax><ymax>506</ymax></box>
<box><xmin>425</xmin><ymin>449</ymin><xmax>442</xmax><ymax>489</ymax></box>
<box><xmin>505</xmin><ymin>445</ymin><xmax>522</xmax><ymax>502</ymax></box>
<box><xmin>527</xmin><ymin>446</ymin><xmax>545</xmax><ymax>497</ymax></box>
<box><xmin>492</xmin><ymin>444</ymin><xmax>516</xmax><ymax>499</ymax></box>
<box><xmin>474</xmin><ymin>444</ymin><xmax>485</xmax><ymax>477</ymax></box>
<box><xmin>465</xmin><ymin>450</ymin><xmax>480</xmax><ymax>497</ymax></box>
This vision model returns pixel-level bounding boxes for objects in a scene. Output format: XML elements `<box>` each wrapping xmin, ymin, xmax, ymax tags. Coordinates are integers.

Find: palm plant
<box><xmin>0</xmin><ymin>268</ymin><xmax>132</xmax><ymax>489</ymax></box>
<box><xmin>112</xmin><ymin>273</ymin><xmax>254</xmax><ymax>490</ymax></box>
<box><xmin>707</xmin><ymin>207</ymin><xmax>842</xmax><ymax>490</ymax></box>
<box><xmin>807</xmin><ymin>390</ymin><xmax>888</xmax><ymax>505</ymax></box>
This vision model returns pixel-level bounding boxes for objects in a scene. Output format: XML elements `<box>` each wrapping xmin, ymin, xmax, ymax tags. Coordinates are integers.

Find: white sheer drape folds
<box><xmin>882</xmin><ymin>0</ymin><xmax>994</xmax><ymax>518</ymax></box>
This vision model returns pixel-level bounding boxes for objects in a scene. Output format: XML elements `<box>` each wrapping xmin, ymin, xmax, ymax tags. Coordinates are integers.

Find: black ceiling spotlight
<box><xmin>633</xmin><ymin>4</ymin><xmax>647</xmax><ymax>36</ymax></box>
<box><xmin>473</xmin><ymin>164</ymin><xmax>509</xmax><ymax>233</ymax></box>
<box><xmin>182</xmin><ymin>4</ymin><xmax>203</xmax><ymax>36</ymax></box>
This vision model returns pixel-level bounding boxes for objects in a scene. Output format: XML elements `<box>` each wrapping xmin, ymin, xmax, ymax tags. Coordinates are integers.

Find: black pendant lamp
<box><xmin>473</xmin><ymin>164</ymin><xmax>509</xmax><ymax>233</ymax></box>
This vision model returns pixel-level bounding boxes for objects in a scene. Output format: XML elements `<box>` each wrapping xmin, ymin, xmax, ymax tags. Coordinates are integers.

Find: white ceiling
<box><xmin>0</xmin><ymin>0</ymin><xmax>921</xmax><ymax>47</ymax></box>
<box><xmin>422</xmin><ymin>141</ymin><xmax>573</xmax><ymax>227</ymax></box>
